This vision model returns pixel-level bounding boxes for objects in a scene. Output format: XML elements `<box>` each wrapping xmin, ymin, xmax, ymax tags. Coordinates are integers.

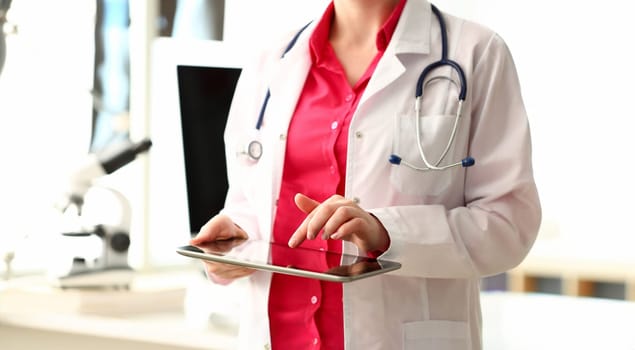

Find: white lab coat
<box><xmin>219</xmin><ymin>0</ymin><xmax>541</xmax><ymax>349</ymax></box>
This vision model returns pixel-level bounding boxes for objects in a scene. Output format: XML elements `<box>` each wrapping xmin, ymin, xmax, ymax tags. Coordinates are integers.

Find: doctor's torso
<box><xmin>220</xmin><ymin>0</ymin><xmax>536</xmax><ymax>349</ymax></box>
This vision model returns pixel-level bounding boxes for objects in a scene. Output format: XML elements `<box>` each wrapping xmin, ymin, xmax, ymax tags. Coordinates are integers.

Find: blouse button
<box><xmin>345</xmin><ymin>94</ymin><xmax>353</xmax><ymax>102</ymax></box>
<box><xmin>331</xmin><ymin>121</ymin><xmax>338</xmax><ymax>130</ymax></box>
<box><xmin>355</xmin><ymin>131</ymin><xmax>363</xmax><ymax>138</ymax></box>
<box><xmin>310</xmin><ymin>296</ymin><xmax>318</xmax><ymax>304</ymax></box>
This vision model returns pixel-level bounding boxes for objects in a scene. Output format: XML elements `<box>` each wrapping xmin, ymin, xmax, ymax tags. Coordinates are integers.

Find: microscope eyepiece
<box><xmin>99</xmin><ymin>138</ymin><xmax>152</xmax><ymax>174</ymax></box>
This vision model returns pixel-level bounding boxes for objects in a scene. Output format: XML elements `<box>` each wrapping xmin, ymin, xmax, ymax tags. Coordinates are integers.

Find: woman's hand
<box><xmin>288</xmin><ymin>193</ymin><xmax>390</xmax><ymax>255</ymax></box>
<box><xmin>190</xmin><ymin>214</ymin><xmax>255</xmax><ymax>282</ymax></box>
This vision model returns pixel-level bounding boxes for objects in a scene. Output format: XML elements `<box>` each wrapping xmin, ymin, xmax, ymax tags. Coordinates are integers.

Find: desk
<box><xmin>0</xmin><ymin>268</ymin><xmax>239</xmax><ymax>350</ymax></box>
<box><xmin>2</xmin><ymin>271</ymin><xmax>635</xmax><ymax>350</ymax></box>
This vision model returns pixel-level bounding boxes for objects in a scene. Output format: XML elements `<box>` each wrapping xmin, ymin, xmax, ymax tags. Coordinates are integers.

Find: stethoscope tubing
<box><xmin>251</xmin><ymin>4</ymin><xmax>474</xmax><ymax>170</ymax></box>
<box><xmin>416</xmin><ymin>5</ymin><xmax>467</xmax><ymax>101</ymax></box>
<box><xmin>414</xmin><ymin>97</ymin><xmax>465</xmax><ymax>170</ymax></box>
<box><xmin>256</xmin><ymin>21</ymin><xmax>313</xmax><ymax>131</ymax></box>
<box><xmin>406</xmin><ymin>4</ymin><xmax>473</xmax><ymax>171</ymax></box>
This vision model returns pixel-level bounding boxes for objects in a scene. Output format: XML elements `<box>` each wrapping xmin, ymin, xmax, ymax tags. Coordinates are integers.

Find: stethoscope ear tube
<box><xmin>255</xmin><ymin>90</ymin><xmax>270</xmax><ymax>130</ymax></box>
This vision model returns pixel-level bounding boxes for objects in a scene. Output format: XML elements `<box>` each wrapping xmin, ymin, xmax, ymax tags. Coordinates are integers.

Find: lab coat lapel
<box><xmin>360</xmin><ymin>0</ymin><xmax>432</xmax><ymax>105</ymax></box>
<box><xmin>262</xmin><ymin>27</ymin><xmax>313</xmax><ymax>213</ymax></box>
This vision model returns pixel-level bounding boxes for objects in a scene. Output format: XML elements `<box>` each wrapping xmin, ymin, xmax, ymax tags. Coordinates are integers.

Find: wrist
<box><xmin>368</xmin><ymin>214</ymin><xmax>390</xmax><ymax>257</ymax></box>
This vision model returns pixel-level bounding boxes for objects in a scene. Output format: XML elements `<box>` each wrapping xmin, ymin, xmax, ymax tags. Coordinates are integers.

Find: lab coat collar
<box><xmin>358</xmin><ymin>0</ymin><xmax>432</xmax><ymax>106</ymax></box>
<box><xmin>391</xmin><ymin>0</ymin><xmax>432</xmax><ymax>55</ymax></box>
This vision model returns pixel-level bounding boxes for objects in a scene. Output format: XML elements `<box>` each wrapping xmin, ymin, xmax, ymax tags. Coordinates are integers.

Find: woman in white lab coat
<box><xmin>192</xmin><ymin>0</ymin><xmax>541</xmax><ymax>349</ymax></box>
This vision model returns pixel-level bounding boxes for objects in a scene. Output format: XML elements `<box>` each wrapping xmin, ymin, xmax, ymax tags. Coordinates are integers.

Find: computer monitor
<box><xmin>177</xmin><ymin>64</ymin><xmax>241</xmax><ymax>235</ymax></box>
<box><xmin>148</xmin><ymin>39</ymin><xmax>244</xmax><ymax>263</ymax></box>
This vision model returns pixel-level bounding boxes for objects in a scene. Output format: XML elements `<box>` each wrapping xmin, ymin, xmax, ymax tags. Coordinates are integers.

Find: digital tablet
<box><xmin>176</xmin><ymin>239</ymin><xmax>401</xmax><ymax>283</ymax></box>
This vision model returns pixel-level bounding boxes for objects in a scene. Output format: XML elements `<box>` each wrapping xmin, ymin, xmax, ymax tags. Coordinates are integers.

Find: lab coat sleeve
<box><xmin>375</xmin><ymin>33</ymin><xmax>542</xmax><ymax>279</ymax></box>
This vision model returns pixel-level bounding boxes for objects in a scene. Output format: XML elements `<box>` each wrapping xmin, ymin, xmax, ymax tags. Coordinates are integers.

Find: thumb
<box><xmin>190</xmin><ymin>214</ymin><xmax>235</xmax><ymax>244</ymax></box>
<box><xmin>294</xmin><ymin>193</ymin><xmax>320</xmax><ymax>214</ymax></box>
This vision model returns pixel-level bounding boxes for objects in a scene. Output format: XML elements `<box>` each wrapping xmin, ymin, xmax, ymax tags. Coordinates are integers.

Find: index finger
<box><xmin>288</xmin><ymin>214</ymin><xmax>311</xmax><ymax>248</ymax></box>
<box><xmin>288</xmin><ymin>193</ymin><xmax>321</xmax><ymax>248</ymax></box>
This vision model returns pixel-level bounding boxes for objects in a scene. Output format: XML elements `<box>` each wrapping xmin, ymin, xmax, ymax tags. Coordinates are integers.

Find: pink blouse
<box><xmin>268</xmin><ymin>1</ymin><xmax>406</xmax><ymax>348</ymax></box>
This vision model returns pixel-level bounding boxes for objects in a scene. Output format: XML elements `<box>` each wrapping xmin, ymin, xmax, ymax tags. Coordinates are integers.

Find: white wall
<box><xmin>223</xmin><ymin>0</ymin><xmax>330</xmax><ymax>50</ymax></box>
<box><xmin>0</xmin><ymin>0</ymin><xmax>96</xmax><ymax>274</ymax></box>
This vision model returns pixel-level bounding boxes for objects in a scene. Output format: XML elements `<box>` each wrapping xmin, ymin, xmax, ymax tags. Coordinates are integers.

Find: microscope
<box><xmin>1</xmin><ymin>0</ymin><xmax>11</xmax><ymax>78</ymax></box>
<box><xmin>51</xmin><ymin>138</ymin><xmax>152</xmax><ymax>289</ymax></box>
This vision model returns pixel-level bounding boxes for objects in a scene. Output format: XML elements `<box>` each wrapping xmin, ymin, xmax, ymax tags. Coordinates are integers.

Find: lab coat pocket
<box><xmin>390</xmin><ymin>113</ymin><xmax>459</xmax><ymax>196</ymax></box>
<box><xmin>402</xmin><ymin>320</ymin><xmax>469</xmax><ymax>350</ymax></box>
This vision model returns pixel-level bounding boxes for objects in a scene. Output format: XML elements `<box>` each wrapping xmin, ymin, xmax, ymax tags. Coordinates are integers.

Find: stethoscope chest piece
<box><xmin>236</xmin><ymin>129</ymin><xmax>264</xmax><ymax>163</ymax></box>
<box><xmin>246</xmin><ymin>140</ymin><xmax>263</xmax><ymax>161</ymax></box>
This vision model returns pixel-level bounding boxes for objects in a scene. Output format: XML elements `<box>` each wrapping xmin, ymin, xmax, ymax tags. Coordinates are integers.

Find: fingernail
<box><xmin>330</xmin><ymin>233</ymin><xmax>340</xmax><ymax>240</ymax></box>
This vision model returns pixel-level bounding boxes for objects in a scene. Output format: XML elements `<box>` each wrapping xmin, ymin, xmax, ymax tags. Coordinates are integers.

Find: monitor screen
<box><xmin>176</xmin><ymin>65</ymin><xmax>241</xmax><ymax>236</ymax></box>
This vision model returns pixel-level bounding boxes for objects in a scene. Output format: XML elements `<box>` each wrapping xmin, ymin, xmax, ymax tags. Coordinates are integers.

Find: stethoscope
<box><xmin>242</xmin><ymin>4</ymin><xmax>475</xmax><ymax>171</ymax></box>
<box><xmin>237</xmin><ymin>21</ymin><xmax>310</xmax><ymax>162</ymax></box>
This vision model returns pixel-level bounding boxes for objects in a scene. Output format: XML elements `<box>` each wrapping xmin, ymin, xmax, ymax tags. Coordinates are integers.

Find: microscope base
<box><xmin>50</xmin><ymin>267</ymin><xmax>135</xmax><ymax>289</ymax></box>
